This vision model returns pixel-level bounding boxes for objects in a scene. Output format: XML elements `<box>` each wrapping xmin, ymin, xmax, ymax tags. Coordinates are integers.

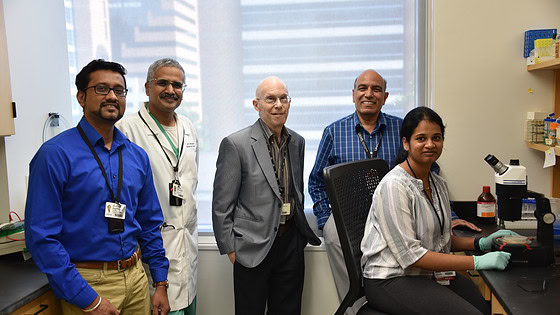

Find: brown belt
<box><xmin>73</xmin><ymin>248</ymin><xmax>141</xmax><ymax>271</ymax></box>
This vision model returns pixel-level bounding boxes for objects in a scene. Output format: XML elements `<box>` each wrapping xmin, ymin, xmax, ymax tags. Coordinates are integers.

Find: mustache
<box><xmin>160</xmin><ymin>93</ymin><xmax>179</xmax><ymax>100</ymax></box>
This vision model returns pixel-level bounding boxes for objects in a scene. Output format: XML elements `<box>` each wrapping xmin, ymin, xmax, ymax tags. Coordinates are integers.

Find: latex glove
<box><xmin>473</xmin><ymin>252</ymin><xmax>512</xmax><ymax>270</ymax></box>
<box><xmin>479</xmin><ymin>229</ymin><xmax>519</xmax><ymax>251</ymax></box>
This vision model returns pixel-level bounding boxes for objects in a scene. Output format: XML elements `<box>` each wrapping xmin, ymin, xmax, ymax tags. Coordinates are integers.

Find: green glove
<box><xmin>479</xmin><ymin>230</ymin><xmax>519</xmax><ymax>251</ymax></box>
<box><xmin>473</xmin><ymin>252</ymin><xmax>512</xmax><ymax>270</ymax></box>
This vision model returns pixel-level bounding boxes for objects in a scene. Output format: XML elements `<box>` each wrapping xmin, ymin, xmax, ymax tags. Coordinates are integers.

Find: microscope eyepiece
<box><xmin>484</xmin><ymin>154</ymin><xmax>508</xmax><ymax>175</ymax></box>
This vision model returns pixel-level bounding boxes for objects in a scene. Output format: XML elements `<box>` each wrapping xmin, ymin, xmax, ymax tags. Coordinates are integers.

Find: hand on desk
<box><xmin>479</xmin><ymin>230</ymin><xmax>520</xmax><ymax>251</ymax></box>
<box><xmin>452</xmin><ymin>219</ymin><xmax>482</xmax><ymax>232</ymax></box>
<box><xmin>474</xmin><ymin>252</ymin><xmax>511</xmax><ymax>270</ymax></box>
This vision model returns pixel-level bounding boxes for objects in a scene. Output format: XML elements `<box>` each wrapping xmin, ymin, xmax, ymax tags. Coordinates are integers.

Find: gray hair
<box><xmin>146</xmin><ymin>58</ymin><xmax>185</xmax><ymax>83</ymax></box>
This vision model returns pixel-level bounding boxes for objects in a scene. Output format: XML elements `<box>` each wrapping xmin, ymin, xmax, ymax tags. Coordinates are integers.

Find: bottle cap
<box><xmin>483</xmin><ymin>186</ymin><xmax>490</xmax><ymax>193</ymax></box>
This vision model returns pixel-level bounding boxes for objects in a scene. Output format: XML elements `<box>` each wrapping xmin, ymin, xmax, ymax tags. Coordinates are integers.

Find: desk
<box><xmin>454</xmin><ymin>224</ymin><xmax>560</xmax><ymax>315</ymax></box>
<box><xmin>0</xmin><ymin>253</ymin><xmax>55</xmax><ymax>314</ymax></box>
<box><xmin>479</xmin><ymin>263</ymin><xmax>560</xmax><ymax>314</ymax></box>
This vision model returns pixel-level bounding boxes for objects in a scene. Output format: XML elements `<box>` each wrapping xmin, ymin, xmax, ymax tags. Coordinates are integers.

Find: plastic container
<box><xmin>521</xmin><ymin>198</ymin><xmax>536</xmax><ymax>220</ymax></box>
<box><xmin>524</xmin><ymin>29</ymin><xmax>557</xmax><ymax>58</ymax></box>
<box><xmin>544</xmin><ymin>114</ymin><xmax>556</xmax><ymax>146</ymax></box>
<box><xmin>477</xmin><ymin>186</ymin><xmax>497</xmax><ymax>224</ymax></box>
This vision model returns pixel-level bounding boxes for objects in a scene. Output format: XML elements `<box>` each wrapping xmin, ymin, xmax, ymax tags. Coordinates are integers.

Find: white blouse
<box><xmin>361</xmin><ymin>165</ymin><xmax>452</xmax><ymax>279</ymax></box>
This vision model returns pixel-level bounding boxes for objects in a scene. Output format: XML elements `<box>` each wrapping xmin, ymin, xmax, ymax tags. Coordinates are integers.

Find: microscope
<box><xmin>484</xmin><ymin>154</ymin><xmax>556</xmax><ymax>266</ymax></box>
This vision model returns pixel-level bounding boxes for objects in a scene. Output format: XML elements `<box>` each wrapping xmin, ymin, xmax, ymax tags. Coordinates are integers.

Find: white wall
<box><xmin>198</xmin><ymin>237</ymin><xmax>339</xmax><ymax>315</ymax></box>
<box><xmin>3</xmin><ymin>0</ymin><xmax>72</xmax><ymax>218</ymax></box>
<box><xmin>431</xmin><ymin>0</ymin><xmax>560</xmax><ymax>200</ymax></box>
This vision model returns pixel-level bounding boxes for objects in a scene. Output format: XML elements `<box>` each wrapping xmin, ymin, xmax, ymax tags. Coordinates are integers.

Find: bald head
<box><xmin>253</xmin><ymin>76</ymin><xmax>291</xmax><ymax>137</ymax></box>
<box><xmin>354</xmin><ymin>69</ymin><xmax>387</xmax><ymax>91</ymax></box>
<box><xmin>255</xmin><ymin>76</ymin><xmax>288</xmax><ymax>98</ymax></box>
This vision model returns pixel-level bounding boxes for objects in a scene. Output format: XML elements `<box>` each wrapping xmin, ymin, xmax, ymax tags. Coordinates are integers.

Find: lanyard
<box><xmin>147</xmin><ymin>109</ymin><xmax>180</xmax><ymax>159</ymax></box>
<box><xmin>356</xmin><ymin>124</ymin><xmax>383</xmax><ymax>159</ymax></box>
<box><xmin>406</xmin><ymin>159</ymin><xmax>444</xmax><ymax>235</ymax></box>
<box><xmin>265</xmin><ymin>135</ymin><xmax>290</xmax><ymax>203</ymax></box>
<box><xmin>138</xmin><ymin>111</ymin><xmax>184</xmax><ymax>175</ymax></box>
<box><xmin>77</xmin><ymin>124</ymin><xmax>123</xmax><ymax>204</ymax></box>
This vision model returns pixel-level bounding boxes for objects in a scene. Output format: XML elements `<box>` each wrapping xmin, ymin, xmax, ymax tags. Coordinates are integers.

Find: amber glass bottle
<box><xmin>477</xmin><ymin>186</ymin><xmax>497</xmax><ymax>224</ymax></box>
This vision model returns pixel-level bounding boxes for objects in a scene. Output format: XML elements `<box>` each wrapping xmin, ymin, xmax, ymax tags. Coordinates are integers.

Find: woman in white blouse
<box><xmin>360</xmin><ymin>107</ymin><xmax>516</xmax><ymax>315</ymax></box>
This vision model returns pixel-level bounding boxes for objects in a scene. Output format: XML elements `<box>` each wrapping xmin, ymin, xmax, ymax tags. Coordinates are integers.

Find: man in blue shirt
<box><xmin>25</xmin><ymin>59</ymin><xmax>171</xmax><ymax>315</ymax></box>
<box><xmin>309</xmin><ymin>69</ymin><xmax>479</xmax><ymax>314</ymax></box>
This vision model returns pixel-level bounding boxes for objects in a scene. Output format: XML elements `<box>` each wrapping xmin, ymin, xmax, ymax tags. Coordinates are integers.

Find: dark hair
<box><xmin>394</xmin><ymin>106</ymin><xmax>445</xmax><ymax>165</ymax></box>
<box><xmin>75</xmin><ymin>59</ymin><xmax>127</xmax><ymax>91</ymax></box>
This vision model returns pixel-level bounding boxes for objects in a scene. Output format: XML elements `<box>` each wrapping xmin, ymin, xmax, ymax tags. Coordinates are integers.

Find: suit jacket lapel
<box><xmin>251</xmin><ymin>122</ymin><xmax>282</xmax><ymax>201</ymax></box>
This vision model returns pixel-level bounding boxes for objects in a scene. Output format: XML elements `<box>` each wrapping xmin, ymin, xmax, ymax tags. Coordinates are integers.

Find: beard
<box><xmin>98</xmin><ymin>102</ymin><xmax>124</xmax><ymax>122</ymax></box>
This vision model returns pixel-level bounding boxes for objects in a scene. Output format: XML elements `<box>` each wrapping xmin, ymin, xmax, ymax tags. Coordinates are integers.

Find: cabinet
<box><xmin>527</xmin><ymin>58</ymin><xmax>560</xmax><ymax>197</ymax></box>
<box><xmin>9</xmin><ymin>290</ymin><xmax>61</xmax><ymax>315</ymax></box>
<box><xmin>0</xmin><ymin>0</ymin><xmax>15</xmax><ymax>136</ymax></box>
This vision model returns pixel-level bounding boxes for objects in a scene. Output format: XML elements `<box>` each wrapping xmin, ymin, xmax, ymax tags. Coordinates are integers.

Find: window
<box><xmin>65</xmin><ymin>0</ymin><xmax>426</xmax><ymax>231</ymax></box>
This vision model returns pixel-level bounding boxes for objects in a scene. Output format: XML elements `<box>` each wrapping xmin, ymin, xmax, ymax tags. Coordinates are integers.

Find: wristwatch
<box><xmin>153</xmin><ymin>280</ymin><xmax>169</xmax><ymax>288</ymax></box>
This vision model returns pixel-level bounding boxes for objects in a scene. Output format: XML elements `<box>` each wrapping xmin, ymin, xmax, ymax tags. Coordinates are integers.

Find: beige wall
<box><xmin>431</xmin><ymin>0</ymin><xmax>560</xmax><ymax>200</ymax></box>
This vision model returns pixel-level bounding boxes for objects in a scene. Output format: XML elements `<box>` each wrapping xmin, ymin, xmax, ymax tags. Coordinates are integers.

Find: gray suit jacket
<box><xmin>212</xmin><ymin>120</ymin><xmax>321</xmax><ymax>268</ymax></box>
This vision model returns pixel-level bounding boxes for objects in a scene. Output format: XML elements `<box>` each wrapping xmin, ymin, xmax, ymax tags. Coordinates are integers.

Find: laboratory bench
<box><xmin>0</xmin><ymin>252</ymin><xmax>60</xmax><ymax>315</ymax></box>
<box><xmin>453</xmin><ymin>221</ymin><xmax>560</xmax><ymax>314</ymax></box>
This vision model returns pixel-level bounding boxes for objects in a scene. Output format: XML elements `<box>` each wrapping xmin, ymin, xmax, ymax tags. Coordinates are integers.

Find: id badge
<box><xmin>172</xmin><ymin>182</ymin><xmax>185</xmax><ymax>199</ymax></box>
<box><xmin>105</xmin><ymin>202</ymin><xmax>126</xmax><ymax>219</ymax></box>
<box><xmin>434</xmin><ymin>271</ymin><xmax>456</xmax><ymax>285</ymax></box>
<box><xmin>169</xmin><ymin>181</ymin><xmax>183</xmax><ymax>206</ymax></box>
<box><xmin>281</xmin><ymin>203</ymin><xmax>291</xmax><ymax>216</ymax></box>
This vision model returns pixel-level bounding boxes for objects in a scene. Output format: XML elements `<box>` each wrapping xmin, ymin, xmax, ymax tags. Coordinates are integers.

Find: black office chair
<box><xmin>323</xmin><ymin>159</ymin><xmax>390</xmax><ymax>315</ymax></box>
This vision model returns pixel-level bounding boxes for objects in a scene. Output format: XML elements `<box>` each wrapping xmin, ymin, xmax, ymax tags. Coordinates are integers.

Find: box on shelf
<box><xmin>525</xmin><ymin>112</ymin><xmax>546</xmax><ymax>143</ymax></box>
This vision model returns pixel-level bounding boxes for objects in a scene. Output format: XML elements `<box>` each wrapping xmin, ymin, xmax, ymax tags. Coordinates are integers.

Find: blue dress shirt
<box><xmin>308</xmin><ymin>111</ymin><xmax>403</xmax><ymax>230</ymax></box>
<box><xmin>25</xmin><ymin>117</ymin><xmax>169</xmax><ymax>308</ymax></box>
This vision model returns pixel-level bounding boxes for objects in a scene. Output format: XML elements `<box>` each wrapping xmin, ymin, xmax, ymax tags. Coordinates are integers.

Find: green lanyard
<box><xmin>147</xmin><ymin>110</ymin><xmax>179</xmax><ymax>159</ymax></box>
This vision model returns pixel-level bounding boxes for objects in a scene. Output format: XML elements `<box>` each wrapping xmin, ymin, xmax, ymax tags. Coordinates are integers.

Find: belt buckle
<box><xmin>117</xmin><ymin>260</ymin><xmax>123</xmax><ymax>271</ymax></box>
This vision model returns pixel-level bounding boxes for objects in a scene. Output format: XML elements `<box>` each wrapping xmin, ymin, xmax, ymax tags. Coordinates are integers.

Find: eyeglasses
<box><xmin>150</xmin><ymin>79</ymin><xmax>187</xmax><ymax>91</ymax></box>
<box><xmin>85</xmin><ymin>85</ymin><xmax>128</xmax><ymax>97</ymax></box>
<box><xmin>257</xmin><ymin>95</ymin><xmax>291</xmax><ymax>105</ymax></box>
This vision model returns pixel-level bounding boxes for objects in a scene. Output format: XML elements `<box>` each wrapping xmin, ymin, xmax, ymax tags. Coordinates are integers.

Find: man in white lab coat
<box><xmin>116</xmin><ymin>58</ymin><xmax>199</xmax><ymax>314</ymax></box>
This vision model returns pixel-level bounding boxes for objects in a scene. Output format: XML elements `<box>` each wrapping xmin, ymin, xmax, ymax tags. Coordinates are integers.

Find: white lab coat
<box><xmin>116</xmin><ymin>104</ymin><xmax>198</xmax><ymax>311</ymax></box>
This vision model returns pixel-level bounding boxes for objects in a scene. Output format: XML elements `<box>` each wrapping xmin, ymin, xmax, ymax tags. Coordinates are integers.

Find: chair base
<box><xmin>357</xmin><ymin>303</ymin><xmax>390</xmax><ymax>315</ymax></box>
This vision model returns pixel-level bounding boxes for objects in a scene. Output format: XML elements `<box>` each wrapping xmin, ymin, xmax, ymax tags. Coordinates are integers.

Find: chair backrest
<box><xmin>323</xmin><ymin>158</ymin><xmax>389</xmax><ymax>315</ymax></box>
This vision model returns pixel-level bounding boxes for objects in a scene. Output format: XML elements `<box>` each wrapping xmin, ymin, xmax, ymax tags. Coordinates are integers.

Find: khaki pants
<box><xmin>61</xmin><ymin>259</ymin><xmax>150</xmax><ymax>315</ymax></box>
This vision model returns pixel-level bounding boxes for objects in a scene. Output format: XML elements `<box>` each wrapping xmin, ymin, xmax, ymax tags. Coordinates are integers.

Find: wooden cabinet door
<box><xmin>10</xmin><ymin>290</ymin><xmax>62</xmax><ymax>315</ymax></box>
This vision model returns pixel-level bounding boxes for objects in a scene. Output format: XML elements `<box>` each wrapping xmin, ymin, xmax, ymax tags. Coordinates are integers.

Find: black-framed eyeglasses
<box><xmin>257</xmin><ymin>95</ymin><xmax>291</xmax><ymax>105</ymax></box>
<box><xmin>85</xmin><ymin>85</ymin><xmax>128</xmax><ymax>97</ymax></box>
<box><xmin>150</xmin><ymin>79</ymin><xmax>187</xmax><ymax>91</ymax></box>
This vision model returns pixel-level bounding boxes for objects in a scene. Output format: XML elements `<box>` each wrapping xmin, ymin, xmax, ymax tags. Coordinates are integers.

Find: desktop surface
<box><xmin>454</xmin><ymin>221</ymin><xmax>560</xmax><ymax>314</ymax></box>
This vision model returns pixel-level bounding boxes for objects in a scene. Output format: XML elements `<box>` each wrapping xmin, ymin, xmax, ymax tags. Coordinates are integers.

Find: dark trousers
<box><xmin>233</xmin><ymin>222</ymin><xmax>305</xmax><ymax>315</ymax></box>
<box><xmin>363</xmin><ymin>273</ymin><xmax>490</xmax><ymax>315</ymax></box>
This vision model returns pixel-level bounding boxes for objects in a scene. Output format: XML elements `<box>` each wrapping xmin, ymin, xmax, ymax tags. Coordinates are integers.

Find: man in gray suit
<box><xmin>212</xmin><ymin>76</ymin><xmax>321</xmax><ymax>315</ymax></box>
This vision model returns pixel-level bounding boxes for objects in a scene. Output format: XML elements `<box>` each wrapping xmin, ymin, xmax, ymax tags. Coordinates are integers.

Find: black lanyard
<box><xmin>264</xmin><ymin>135</ymin><xmax>290</xmax><ymax>202</ymax></box>
<box><xmin>406</xmin><ymin>159</ymin><xmax>444</xmax><ymax>235</ymax></box>
<box><xmin>138</xmin><ymin>111</ymin><xmax>184</xmax><ymax>174</ymax></box>
<box><xmin>356</xmin><ymin>124</ymin><xmax>383</xmax><ymax>159</ymax></box>
<box><xmin>77</xmin><ymin>124</ymin><xmax>123</xmax><ymax>204</ymax></box>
